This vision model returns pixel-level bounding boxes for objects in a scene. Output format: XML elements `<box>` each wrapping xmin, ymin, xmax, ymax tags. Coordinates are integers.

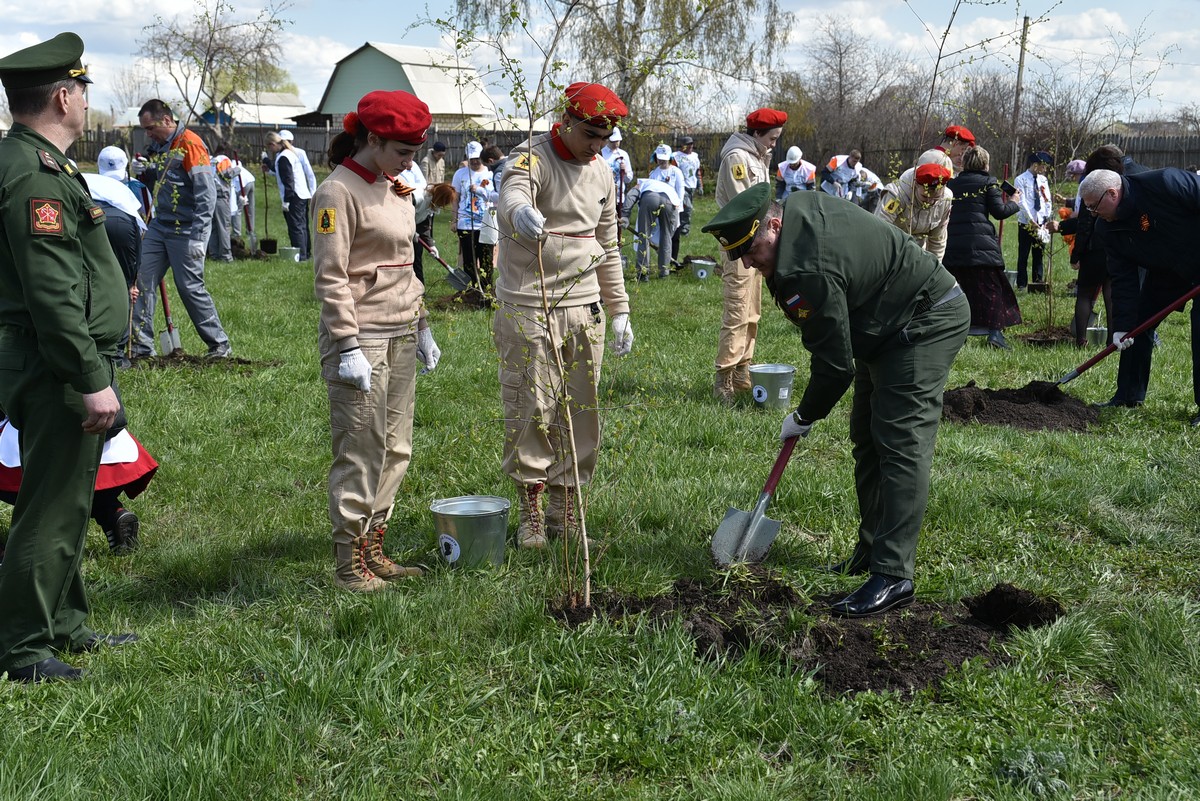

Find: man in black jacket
<box><xmin>1081</xmin><ymin>167</ymin><xmax>1200</xmax><ymax>423</ymax></box>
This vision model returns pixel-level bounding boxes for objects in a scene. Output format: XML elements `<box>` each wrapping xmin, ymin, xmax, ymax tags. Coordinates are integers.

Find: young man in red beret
<box><xmin>712</xmin><ymin>107</ymin><xmax>786</xmax><ymax>405</ymax></box>
<box><xmin>875</xmin><ymin>160</ymin><xmax>955</xmax><ymax>260</ymax></box>
<box><xmin>939</xmin><ymin>125</ymin><xmax>975</xmax><ymax>172</ymax></box>
<box><xmin>493</xmin><ymin>82</ymin><xmax>634</xmax><ymax>549</ymax></box>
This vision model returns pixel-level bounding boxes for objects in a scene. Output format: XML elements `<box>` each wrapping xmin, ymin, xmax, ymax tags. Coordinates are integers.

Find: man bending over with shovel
<box><xmin>703</xmin><ymin>182</ymin><xmax>969</xmax><ymax>617</ymax></box>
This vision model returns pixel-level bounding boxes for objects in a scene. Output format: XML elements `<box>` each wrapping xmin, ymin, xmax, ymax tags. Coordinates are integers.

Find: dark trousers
<box><xmin>1112</xmin><ymin>272</ymin><xmax>1200</xmax><ymax>406</ymax></box>
<box><xmin>0</xmin><ymin>343</ymin><xmax>109</xmax><ymax>670</ymax></box>
<box><xmin>285</xmin><ymin>197</ymin><xmax>310</xmax><ymax>259</ymax></box>
<box><xmin>847</xmin><ymin>295</ymin><xmax>969</xmax><ymax>580</ymax></box>
<box><xmin>413</xmin><ymin>215</ymin><xmax>434</xmax><ymax>286</ymax></box>
<box><xmin>671</xmin><ymin>187</ymin><xmax>694</xmax><ymax>264</ymax></box>
<box><xmin>457</xmin><ymin>229</ymin><xmax>493</xmax><ymax>291</ymax></box>
<box><xmin>1017</xmin><ymin>225</ymin><xmax>1045</xmax><ymax>286</ymax></box>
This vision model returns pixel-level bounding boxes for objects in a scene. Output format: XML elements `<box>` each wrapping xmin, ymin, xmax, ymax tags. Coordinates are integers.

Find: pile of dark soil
<box><xmin>430</xmin><ymin>289</ymin><xmax>492</xmax><ymax>311</ymax></box>
<box><xmin>125</xmin><ymin>352</ymin><xmax>277</xmax><ymax>372</ymax></box>
<box><xmin>1021</xmin><ymin>326</ymin><xmax>1076</xmax><ymax>347</ymax></box>
<box><xmin>551</xmin><ymin>570</ymin><xmax>1062</xmax><ymax>696</ymax></box>
<box><xmin>943</xmin><ymin>380</ymin><xmax>1099</xmax><ymax>432</ymax></box>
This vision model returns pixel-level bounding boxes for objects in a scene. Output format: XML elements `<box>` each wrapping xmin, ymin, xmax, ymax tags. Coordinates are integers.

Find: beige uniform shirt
<box><xmin>875</xmin><ymin>169</ymin><xmax>954</xmax><ymax>261</ymax></box>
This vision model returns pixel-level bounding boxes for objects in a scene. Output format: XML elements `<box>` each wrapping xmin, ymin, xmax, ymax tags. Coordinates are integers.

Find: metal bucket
<box><xmin>690</xmin><ymin>257</ymin><xmax>716</xmax><ymax>280</ymax></box>
<box><xmin>1086</xmin><ymin>326</ymin><xmax>1108</xmax><ymax>348</ymax></box>
<box><xmin>749</xmin><ymin>363</ymin><xmax>796</xmax><ymax>409</ymax></box>
<box><xmin>278</xmin><ymin>246</ymin><xmax>301</xmax><ymax>262</ymax></box>
<box><xmin>1005</xmin><ymin>270</ymin><xmax>1018</xmax><ymax>287</ymax></box>
<box><xmin>430</xmin><ymin>495</ymin><xmax>510</xmax><ymax>568</ymax></box>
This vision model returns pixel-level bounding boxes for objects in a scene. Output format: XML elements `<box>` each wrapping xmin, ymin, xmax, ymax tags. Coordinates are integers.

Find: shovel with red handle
<box><xmin>711</xmin><ymin>436</ymin><xmax>799</xmax><ymax>567</ymax></box>
<box><xmin>1057</xmin><ymin>284</ymin><xmax>1200</xmax><ymax>385</ymax></box>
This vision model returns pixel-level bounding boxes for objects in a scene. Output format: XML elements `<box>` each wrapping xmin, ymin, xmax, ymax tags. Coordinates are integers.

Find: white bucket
<box><xmin>430</xmin><ymin>495</ymin><xmax>510</xmax><ymax>568</ymax></box>
<box><xmin>749</xmin><ymin>363</ymin><xmax>796</xmax><ymax>409</ymax></box>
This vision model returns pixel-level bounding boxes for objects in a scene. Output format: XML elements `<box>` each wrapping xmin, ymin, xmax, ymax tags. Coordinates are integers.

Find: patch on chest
<box><xmin>30</xmin><ymin>198</ymin><xmax>64</xmax><ymax>236</ymax></box>
<box><xmin>316</xmin><ymin>208</ymin><xmax>336</xmax><ymax>234</ymax></box>
<box><xmin>731</xmin><ymin>163</ymin><xmax>747</xmax><ymax>181</ymax></box>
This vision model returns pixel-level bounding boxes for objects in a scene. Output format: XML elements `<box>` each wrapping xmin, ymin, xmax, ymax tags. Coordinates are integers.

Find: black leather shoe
<box><xmin>71</xmin><ymin>632</ymin><xmax>140</xmax><ymax>653</ymax></box>
<box><xmin>830</xmin><ymin>574</ymin><xmax>915</xmax><ymax>618</ymax></box>
<box><xmin>105</xmin><ymin>508</ymin><xmax>139</xmax><ymax>554</ymax></box>
<box><xmin>1092</xmin><ymin>398</ymin><xmax>1143</xmax><ymax>409</ymax></box>
<box><xmin>5</xmin><ymin>657</ymin><xmax>84</xmax><ymax>683</ymax></box>
<box><xmin>820</xmin><ymin>557</ymin><xmax>869</xmax><ymax>576</ymax></box>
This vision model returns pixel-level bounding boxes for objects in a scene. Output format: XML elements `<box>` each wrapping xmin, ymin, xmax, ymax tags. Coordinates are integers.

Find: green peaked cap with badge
<box><xmin>701</xmin><ymin>181</ymin><xmax>772</xmax><ymax>260</ymax></box>
<box><xmin>0</xmin><ymin>32</ymin><xmax>92</xmax><ymax>91</ymax></box>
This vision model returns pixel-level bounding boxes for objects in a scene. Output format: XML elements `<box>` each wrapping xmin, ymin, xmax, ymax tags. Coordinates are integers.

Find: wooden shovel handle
<box><xmin>763</xmin><ymin>437</ymin><xmax>799</xmax><ymax>496</ymax></box>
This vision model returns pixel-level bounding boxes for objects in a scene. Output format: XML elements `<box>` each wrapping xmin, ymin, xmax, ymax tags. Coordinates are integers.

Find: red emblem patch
<box><xmin>30</xmin><ymin>199</ymin><xmax>64</xmax><ymax>235</ymax></box>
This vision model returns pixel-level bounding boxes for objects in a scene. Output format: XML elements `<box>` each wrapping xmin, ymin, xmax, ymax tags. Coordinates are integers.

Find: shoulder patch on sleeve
<box><xmin>512</xmin><ymin>153</ymin><xmax>538</xmax><ymax>172</ymax></box>
<box><xmin>883</xmin><ymin>197</ymin><xmax>901</xmax><ymax>214</ymax></box>
<box><xmin>731</xmin><ymin>163</ymin><xmax>747</xmax><ymax>181</ymax></box>
<box><xmin>30</xmin><ymin>199</ymin><xmax>64</xmax><ymax>235</ymax></box>
<box><xmin>316</xmin><ymin>208</ymin><xmax>337</xmax><ymax>234</ymax></box>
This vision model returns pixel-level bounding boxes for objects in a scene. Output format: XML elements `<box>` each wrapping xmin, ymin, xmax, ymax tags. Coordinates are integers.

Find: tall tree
<box><xmin>454</xmin><ymin>0</ymin><xmax>792</xmax><ymax>123</ymax></box>
<box><xmin>137</xmin><ymin>0</ymin><xmax>292</xmax><ymax>139</ymax></box>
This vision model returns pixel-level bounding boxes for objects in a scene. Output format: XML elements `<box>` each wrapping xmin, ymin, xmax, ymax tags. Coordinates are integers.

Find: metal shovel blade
<box><xmin>418</xmin><ymin>239</ymin><xmax>473</xmax><ymax>291</ymax></box>
<box><xmin>711</xmin><ymin>497</ymin><xmax>782</xmax><ymax>568</ymax></box>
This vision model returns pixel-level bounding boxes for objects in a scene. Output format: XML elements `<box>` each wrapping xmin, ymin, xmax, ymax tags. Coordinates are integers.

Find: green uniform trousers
<box><xmin>0</xmin><ymin>339</ymin><xmax>109</xmax><ymax>670</ymax></box>
<box><xmin>847</xmin><ymin>295</ymin><xmax>969</xmax><ymax>580</ymax></box>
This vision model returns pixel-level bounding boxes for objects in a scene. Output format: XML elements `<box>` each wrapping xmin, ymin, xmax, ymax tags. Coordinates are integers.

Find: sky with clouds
<box><xmin>2</xmin><ymin>0</ymin><xmax>1197</xmax><ymax>125</ymax></box>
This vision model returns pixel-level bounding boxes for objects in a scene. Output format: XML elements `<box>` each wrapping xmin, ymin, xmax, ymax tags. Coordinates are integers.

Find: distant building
<box><xmin>202</xmin><ymin>91</ymin><xmax>309</xmax><ymax>129</ymax></box>
<box><xmin>317</xmin><ymin>42</ymin><xmax>548</xmax><ymax>130</ymax></box>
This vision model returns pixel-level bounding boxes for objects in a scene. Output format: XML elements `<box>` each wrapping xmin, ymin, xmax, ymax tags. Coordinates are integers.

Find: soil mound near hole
<box><xmin>126</xmin><ymin>353</ymin><xmax>279</xmax><ymax>373</ymax></box>
<box><xmin>942</xmin><ymin>380</ymin><xmax>1099</xmax><ymax>432</ymax></box>
<box><xmin>430</xmin><ymin>289</ymin><xmax>491</xmax><ymax>311</ymax></box>
<box><xmin>551</xmin><ymin>570</ymin><xmax>1062</xmax><ymax>697</ymax></box>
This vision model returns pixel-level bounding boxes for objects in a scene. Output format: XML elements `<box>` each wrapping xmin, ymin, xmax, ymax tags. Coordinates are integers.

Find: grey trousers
<box><xmin>230</xmin><ymin>186</ymin><xmax>257</xmax><ymax>250</ymax></box>
<box><xmin>131</xmin><ymin>224</ymin><xmax>230</xmax><ymax>356</ymax></box>
<box><xmin>208</xmin><ymin>188</ymin><xmax>233</xmax><ymax>262</ymax></box>
<box><xmin>634</xmin><ymin>191</ymin><xmax>676</xmax><ymax>274</ymax></box>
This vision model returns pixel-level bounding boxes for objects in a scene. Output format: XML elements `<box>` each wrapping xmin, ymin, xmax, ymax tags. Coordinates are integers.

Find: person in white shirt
<box><xmin>279</xmin><ymin>129</ymin><xmax>317</xmax><ymax>195</ymax></box>
<box><xmin>1013</xmin><ymin>150</ymin><xmax>1057</xmax><ymax>289</ymax></box>
<box><xmin>821</xmin><ymin>150</ymin><xmax>861</xmax><ymax>198</ymax></box>
<box><xmin>672</xmin><ymin>135</ymin><xmax>702</xmax><ymax>254</ymax></box>
<box><xmin>265</xmin><ymin>131</ymin><xmax>313</xmax><ymax>260</ymax></box>
<box><xmin>601</xmin><ymin>126</ymin><xmax>634</xmax><ymax>207</ymax></box>
<box><xmin>776</xmin><ymin>146</ymin><xmax>816</xmax><ymax>200</ymax></box>
<box><xmin>452</xmin><ymin>140</ymin><xmax>495</xmax><ymax>292</ymax></box>
<box><xmin>398</xmin><ymin>160</ymin><xmax>433</xmax><ymax>285</ymax></box>
<box><xmin>623</xmin><ymin>177</ymin><xmax>681</xmax><ymax>280</ymax></box>
<box><xmin>230</xmin><ymin>155</ymin><xmax>257</xmax><ymax>251</ymax></box>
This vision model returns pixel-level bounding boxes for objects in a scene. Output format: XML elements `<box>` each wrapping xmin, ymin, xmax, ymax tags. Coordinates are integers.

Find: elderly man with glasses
<box><xmin>1080</xmin><ymin>167</ymin><xmax>1200</xmax><ymax>422</ymax></box>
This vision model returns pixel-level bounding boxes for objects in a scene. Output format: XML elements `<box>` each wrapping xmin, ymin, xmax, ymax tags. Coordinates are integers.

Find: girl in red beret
<box><xmin>874</xmin><ymin>159</ymin><xmax>955</xmax><ymax>262</ymax></box>
<box><xmin>311</xmin><ymin>90</ymin><xmax>442</xmax><ymax>591</ymax></box>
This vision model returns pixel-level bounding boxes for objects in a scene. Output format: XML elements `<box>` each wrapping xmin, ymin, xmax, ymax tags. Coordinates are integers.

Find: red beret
<box><xmin>564</xmin><ymin>82</ymin><xmax>627</xmax><ymax>126</ymax></box>
<box><xmin>746</xmin><ymin>108</ymin><xmax>787</xmax><ymax>130</ymax></box>
<box><xmin>915</xmin><ymin>163</ymin><xmax>952</xmax><ymax>185</ymax></box>
<box><xmin>344</xmin><ymin>90</ymin><xmax>432</xmax><ymax>144</ymax></box>
<box><xmin>943</xmin><ymin>125</ymin><xmax>975</xmax><ymax>145</ymax></box>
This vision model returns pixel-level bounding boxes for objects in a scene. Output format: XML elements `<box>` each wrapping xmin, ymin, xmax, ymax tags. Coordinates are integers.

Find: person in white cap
<box><xmin>97</xmin><ymin>145</ymin><xmax>150</xmax><ymax>220</ymax></box>
<box><xmin>265</xmin><ymin>130</ymin><xmax>313</xmax><ymax>260</ymax></box>
<box><xmin>623</xmin><ymin>176</ymin><xmax>681</xmax><ymax>281</ymax></box>
<box><xmin>776</xmin><ymin>146</ymin><xmax>815</xmax><ymax>201</ymax></box>
<box><xmin>278</xmin><ymin>129</ymin><xmax>317</xmax><ymax>195</ymax></box>
<box><xmin>645</xmin><ymin>144</ymin><xmax>685</xmax><ymax>276</ymax></box>
<box><xmin>452</xmin><ymin>140</ymin><xmax>494</xmax><ymax>293</ymax></box>
<box><xmin>601</xmin><ymin>127</ymin><xmax>634</xmax><ymax>203</ymax></box>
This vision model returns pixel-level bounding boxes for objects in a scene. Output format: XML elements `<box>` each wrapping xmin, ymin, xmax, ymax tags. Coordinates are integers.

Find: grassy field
<box><xmin>2</xmin><ymin>181</ymin><xmax>1199</xmax><ymax>800</ymax></box>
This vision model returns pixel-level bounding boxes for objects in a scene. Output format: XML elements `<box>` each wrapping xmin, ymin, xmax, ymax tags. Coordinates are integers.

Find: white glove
<box><xmin>338</xmin><ymin>348</ymin><xmax>372</xmax><ymax>391</ymax></box>
<box><xmin>609</xmin><ymin>313</ymin><xmax>633</xmax><ymax>356</ymax></box>
<box><xmin>281</xmin><ymin>202</ymin><xmax>290</xmax><ymax>212</ymax></box>
<box><xmin>417</xmin><ymin>327</ymin><xmax>441</xmax><ymax>373</ymax></box>
<box><xmin>779</xmin><ymin>411</ymin><xmax>813</xmax><ymax>442</ymax></box>
<box><xmin>1113</xmin><ymin>331</ymin><xmax>1134</xmax><ymax>351</ymax></box>
<box><xmin>187</xmin><ymin>240</ymin><xmax>206</xmax><ymax>260</ymax></box>
<box><xmin>428</xmin><ymin>244</ymin><xmax>440</xmax><ymax>261</ymax></box>
<box><xmin>512</xmin><ymin>205</ymin><xmax>546</xmax><ymax>241</ymax></box>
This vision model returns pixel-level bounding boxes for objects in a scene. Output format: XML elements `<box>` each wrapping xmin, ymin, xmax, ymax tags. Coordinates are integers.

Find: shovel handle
<box><xmin>418</xmin><ymin>237</ymin><xmax>452</xmax><ymax>270</ymax></box>
<box><xmin>762</xmin><ymin>436</ymin><xmax>799</xmax><ymax>496</ymax></box>
<box><xmin>1059</xmin><ymin>283</ymin><xmax>1200</xmax><ymax>385</ymax></box>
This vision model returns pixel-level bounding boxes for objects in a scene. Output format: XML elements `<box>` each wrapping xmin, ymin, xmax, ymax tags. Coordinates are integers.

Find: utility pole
<box><xmin>1010</xmin><ymin>15</ymin><xmax>1030</xmax><ymax>172</ymax></box>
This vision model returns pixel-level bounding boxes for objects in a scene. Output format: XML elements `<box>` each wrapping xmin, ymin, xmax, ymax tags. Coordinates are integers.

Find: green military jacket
<box><xmin>0</xmin><ymin>123</ymin><xmax>127</xmax><ymax>393</ymax></box>
<box><xmin>767</xmin><ymin>190</ymin><xmax>957</xmax><ymax>421</ymax></box>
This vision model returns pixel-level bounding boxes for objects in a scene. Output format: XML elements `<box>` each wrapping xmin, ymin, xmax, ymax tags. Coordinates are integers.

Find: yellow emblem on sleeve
<box><xmin>731</xmin><ymin>163</ymin><xmax>747</xmax><ymax>181</ymax></box>
<box><xmin>883</xmin><ymin>197</ymin><xmax>900</xmax><ymax>215</ymax></box>
<box><xmin>513</xmin><ymin>153</ymin><xmax>539</xmax><ymax>171</ymax></box>
<box><xmin>316</xmin><ymin>208</ymin><xmax>336</xmax><ymax>234</ymax></box>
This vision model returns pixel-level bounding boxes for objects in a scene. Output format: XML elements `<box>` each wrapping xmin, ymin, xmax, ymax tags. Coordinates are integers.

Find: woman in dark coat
<box><xmin>943</xmin><ymin>145</ymin><xmax>1022</xmax><ymax>349</ymax></box>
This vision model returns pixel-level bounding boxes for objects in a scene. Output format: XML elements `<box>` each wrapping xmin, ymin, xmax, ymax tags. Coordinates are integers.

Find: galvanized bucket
<box><xmin>1005</xmin><ymin>270</ymin><xmax>1018</xmax><ymax>287</ymax></box>
<box><xmin>430</xmin><ymin>495</ymin><xmax>510</xmax><ymax>568</ymax></box>
<box><xmin>749</xmin><ymin>364</ymin><xmax>796</xmax><ymax>409</ymax></box>
<box><xmin>1086</xmin><ymin>326</ymin><xmax>1108</xmax><ymax>348</ymax></box>
<box><xmin>690</xmin><ymin>257</ymin><xmax>716</xmax><ymax>280</ymax></box>
<box><xmin>278</xmin><ymin>246</ymin><xmax>301</xmax><ymax>262</ymax></box>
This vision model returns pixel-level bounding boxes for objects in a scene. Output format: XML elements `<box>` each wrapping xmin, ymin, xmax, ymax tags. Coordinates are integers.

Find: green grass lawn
<box><xmin>2</xmin><ymin>182</ymin><xmax>1199</xmax><ymax>799</ymax></box>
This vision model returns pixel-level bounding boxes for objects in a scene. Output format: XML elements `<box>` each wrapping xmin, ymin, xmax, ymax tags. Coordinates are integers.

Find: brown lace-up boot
<box><xmin>517</xmin><ymin>481</ymin><xmax>546</xmax><ymax>549</ymax></box>
<box><xmin>732</xmin><ymin>363</ymin><xmax>752</xmax><ymax>392</ymax></box>
<box><xmin>713</xmin><ymin>368</ymin><xmax>736</xmax><ymax>405</ymax></box>
<box><xmin>334</xmin><ymin>534</ymin><xmax>388</xmax><ymax>592</ymax></box>
<box><xmin>545</xmin><ymin>485</ymin><xmax>577</xmax><ymax>540</ymax></box>
<box><xmin>364</xmin><ymin>524</ymin><xmax>424</xmax><ymax>579</ymax></box>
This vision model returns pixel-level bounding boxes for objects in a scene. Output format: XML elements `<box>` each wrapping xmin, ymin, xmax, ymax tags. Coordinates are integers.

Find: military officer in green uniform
<box><xmin>703</xmin><ymin>183</ymin><xmax>969</xmax><ymax>617</ymax></box>
<box><xmin>0</xmin><ymin>32</ymin><xmax>139</xmax><ymax>682</ymax></box>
